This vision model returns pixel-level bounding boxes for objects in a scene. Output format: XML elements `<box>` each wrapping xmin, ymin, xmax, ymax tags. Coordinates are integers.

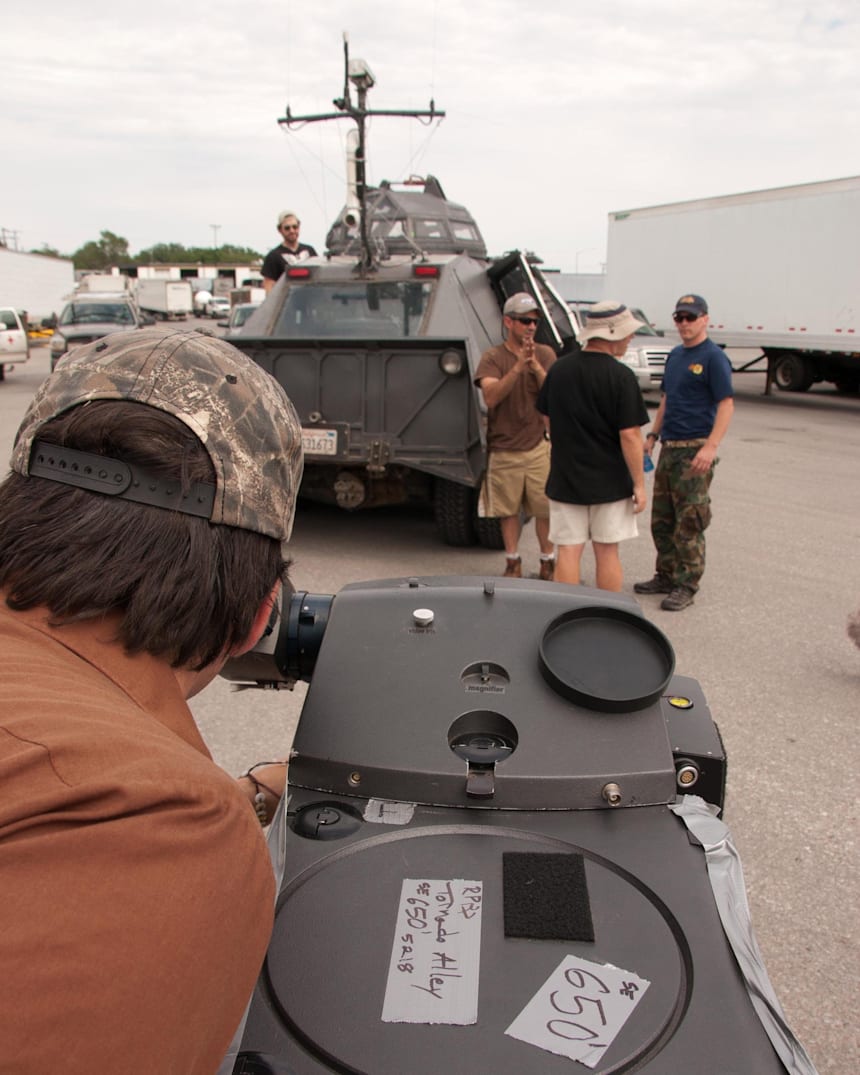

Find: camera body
<box><xmin>225</xmin><ymin>576</ymin><xmax>782</xmax><ymax>1074</ymax></box>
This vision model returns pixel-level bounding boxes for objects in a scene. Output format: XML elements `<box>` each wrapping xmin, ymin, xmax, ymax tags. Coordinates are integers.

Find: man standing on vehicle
<box><xmin>261</xmin><ymin>211</ymin><xmax>318</xmax><ymax>292</ymax></box>
<box><xmin>537</xmin><ymin>300</ymin><xmax>649</xmax><ymax>591</ymax></box>
<box><xmin>634</xmin><ymin>294</ymin><xmax>734</xmax><ymax>611</ymax></box>
<box><xmin>475</xmin><ymin>292</ymin><xmax>556</xmax><ymax>579</ymax></box>
<box><xmin>0</xmin><ymin>328</ymin><xmax>303</xmax><ymax>1072</ymax></box>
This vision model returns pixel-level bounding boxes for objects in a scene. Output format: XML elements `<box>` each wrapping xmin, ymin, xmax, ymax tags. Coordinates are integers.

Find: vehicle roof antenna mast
<box><xmin>278</xmin><ymin>32</ymin><xmax>445</xmax><ymax>272</ymax></box>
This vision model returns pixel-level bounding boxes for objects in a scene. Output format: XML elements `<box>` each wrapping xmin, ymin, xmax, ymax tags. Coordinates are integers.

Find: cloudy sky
<box><xmin>3</xmin><ymin>1</ymin><xmax>858</xmax><ymax>272</ymax></box>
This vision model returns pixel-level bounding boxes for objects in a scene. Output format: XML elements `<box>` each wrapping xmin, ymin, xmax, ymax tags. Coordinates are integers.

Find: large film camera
<box><xmin>221</xmin><ymin>576</ymin><xmax>791</xmax><ymax>1074</ymax></box>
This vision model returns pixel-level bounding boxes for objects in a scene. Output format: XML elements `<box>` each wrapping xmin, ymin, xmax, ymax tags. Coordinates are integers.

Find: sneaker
<box><xmin>538</xmin><ymin>559</ymin><xmax>555</xmax><ymax>582</ymax></box>
<box><xmin>634</xmin><ymin>574</ymin><xmax>674</xmax><ymax>595</ymax></box>
<box><xmin>661</xmin><ymin>587</ymin><xmax>695</xmax><ymax>611</ymax></box>
<box><xmin>503</xmin><ymin>557</ymin><xmax>522</xmax><ymax>578</ymax></box>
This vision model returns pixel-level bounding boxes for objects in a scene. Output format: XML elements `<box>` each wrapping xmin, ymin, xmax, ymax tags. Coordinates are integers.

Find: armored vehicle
<box><xmin>231</xmin><ymin>46</ymin><xmax>578</xmax><ymax>547</ymax></box>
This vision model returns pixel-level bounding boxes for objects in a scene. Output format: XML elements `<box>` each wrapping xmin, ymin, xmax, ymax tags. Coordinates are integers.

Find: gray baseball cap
<box><xmin>11</xmin><ymin>328</ymin><xmax>304</xmax><ymax>543</ymax></box>
<box><xmin>503</xmin><ymin>292</ymin><xmax>540</xmax><ymax>317</ymax></box>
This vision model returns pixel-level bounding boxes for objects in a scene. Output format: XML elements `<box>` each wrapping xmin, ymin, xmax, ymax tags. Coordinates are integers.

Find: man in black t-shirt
<box><xmin>261</xmin><ymin>211</ymin><xmax>318</xmax><ymax>292</ymax></box>
<box><xmin>536</xmin><ymin>300</ymin><xmax>649</xmax><ymax>591</ymax></box>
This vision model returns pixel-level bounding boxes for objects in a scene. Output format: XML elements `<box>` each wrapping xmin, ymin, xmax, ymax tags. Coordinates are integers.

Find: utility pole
<box><xmin>277</xmin><ymin>33</ymin><xmax>444</xmax><ymax>272</ymax></box>
<box><xmin>210</xmin><ymin>224</ymin><xmax>221</xmax><ymax>250</ymax></box>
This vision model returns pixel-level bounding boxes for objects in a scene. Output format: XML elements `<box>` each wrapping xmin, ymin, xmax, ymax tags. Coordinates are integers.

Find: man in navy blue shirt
<box><xmin>634</xmin><ymin>294</ymin><xmax>734</xmax><ymax>611</ymax></box>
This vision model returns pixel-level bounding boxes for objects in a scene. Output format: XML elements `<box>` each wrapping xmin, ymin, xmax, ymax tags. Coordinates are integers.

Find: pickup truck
<box><xmin>0</xmin><ymin>307</ymin><xmax>29</xmax><ymax>381</ymax></box>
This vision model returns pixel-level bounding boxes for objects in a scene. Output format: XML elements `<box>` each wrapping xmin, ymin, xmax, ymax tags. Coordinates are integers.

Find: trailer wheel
<box><xmin>773</xmin><ymin>353</ymin><xmax>813</xmax><ymax>392</ymax></box>
<box><xmin>0</xmin><ymin>364</ymin><xmax>5</xmax><ymax>382</ymax></box>
<box><xmin>433</xmin><ymin>479</ymin><xmax>477</xmax><ymax>546</ymax></box>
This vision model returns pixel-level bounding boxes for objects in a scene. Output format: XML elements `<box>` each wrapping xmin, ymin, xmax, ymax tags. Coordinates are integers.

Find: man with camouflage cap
<box><xmin>0</xmin><ymin>329</ymin><xmax>303</xmax><ymax>1072</ymax></box>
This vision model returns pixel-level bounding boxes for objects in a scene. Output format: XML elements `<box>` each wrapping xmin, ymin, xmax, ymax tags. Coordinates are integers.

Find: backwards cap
<box><xmin>11</xmin><ymin>328</ymin><xmax>304</xmax><ymax>543</ymax></box>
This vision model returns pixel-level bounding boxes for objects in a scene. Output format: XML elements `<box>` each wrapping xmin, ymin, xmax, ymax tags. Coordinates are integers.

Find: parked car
<box><xmin>568</xmin><ymin>302</ymin><xmax>671</xmax><ymax>393</ymax></box>
<box><xmin>207</xmin><ymin>296</ymin><xmax>231</xmax><ymax>319</ymax></box>
<box><xmin>218</xmin><ymin>302</ymin><xmax>262</xmax><ymax>336</ymax></box>
<box><xmin>0</xmin><ymin>307</ymin><xmax>30</xmax><ymax>381</ymax></box>
<box><xmin>50</xmin><ymin>294</ymin><xmax>154</xmax><ymax>370</ymax></box>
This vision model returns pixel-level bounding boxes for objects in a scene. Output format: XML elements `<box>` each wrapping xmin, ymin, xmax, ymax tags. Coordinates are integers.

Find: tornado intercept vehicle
<box><xmin>232</xmin><ymin>42</ymin><xmax>578</xmax><ymax>547</ymax></box>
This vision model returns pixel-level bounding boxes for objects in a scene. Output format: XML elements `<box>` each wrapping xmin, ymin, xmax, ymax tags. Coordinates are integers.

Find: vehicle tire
<box><xmin>773</xmin><ymin>353</ymin><xmax>813</xmax><ymax>392</ymax></box>
<box><xmin>0</xmin><ymin>364</ymin><xmax>5</xmax><ymax>382</ymax></box>
<box><xmin>475</xmin><ymin>514</ymin><xmax>504</xmax><ymax>550</ymax></box>
<box><xmin>433</xmin><ymin>478</ymin><xmax>477</xmax><ymax>546</ymax></box>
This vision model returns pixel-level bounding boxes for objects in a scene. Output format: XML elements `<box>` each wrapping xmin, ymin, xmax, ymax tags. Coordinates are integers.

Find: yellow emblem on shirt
<box><xmin>688</xmin><ymin>363</ymin><xmax>703</xmax><ymax>375</ymax></box>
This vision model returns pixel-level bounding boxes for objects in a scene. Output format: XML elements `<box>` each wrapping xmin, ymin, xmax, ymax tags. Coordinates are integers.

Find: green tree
<box><xmin>30</xmin><ymin>244</ymin><xmax>63</xmax><ymax>258</ymax></box>
<box><xmin>72</xmin><ymin>230</ymin><xmax>131</xmax><ymax>270</ymax></box>
<box><xmin>136</xmin><ymin>242</ymin><xmax>193</xmax><ymax>264</ymax></box>
<box><xmin>136</xmin><ymin>242</ymin><xmax>262</xmax><ymax>264</ymax></box>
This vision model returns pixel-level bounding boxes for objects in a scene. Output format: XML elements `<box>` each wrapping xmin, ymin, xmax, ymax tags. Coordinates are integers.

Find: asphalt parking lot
<box><xmin>1</xmin><ymin>337</ymin><xmax>857</xmax><ymax>1072</ymax></box>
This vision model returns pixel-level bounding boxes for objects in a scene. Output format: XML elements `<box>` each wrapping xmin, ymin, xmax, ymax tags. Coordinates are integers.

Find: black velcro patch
<box><xmin>503</xmin><ymin>852</ymin><xmax>595</xmax><ymax>942</ymax></box>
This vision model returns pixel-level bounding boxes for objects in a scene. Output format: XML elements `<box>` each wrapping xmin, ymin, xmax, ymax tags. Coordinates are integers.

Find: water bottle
<box><xmin>644</xmin><ymin>453</ymin><xmax>654</xmax><ymax>473</ymax></box>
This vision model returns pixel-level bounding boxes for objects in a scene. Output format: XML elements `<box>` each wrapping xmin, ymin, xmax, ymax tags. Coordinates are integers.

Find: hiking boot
<box><xmin>634</xmin><ymin>574</ymin><xmax>674</xmax><ymax>595</ymax></box>
<box><xmin>538</xmin><ymin>559</ymin><xmax>555</xmax><ymax>582</ymax></box>
<box><xmin>503</xmin><ymin>557</ymin><xmax>522</xmax><ymax>578</ymax></box>
<box><xmin>661</xmin><ymin>586</ymin><xmax>695</xmax><ymax>611</ymax></box>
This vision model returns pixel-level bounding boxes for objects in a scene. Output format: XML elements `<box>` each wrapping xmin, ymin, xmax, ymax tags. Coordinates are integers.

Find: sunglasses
<box><xmin>673</xmin><ymin>312</ymin><xmax>700</xmax><ymax>323</ymax></box>
<box><xmin>281</xmin><ymin>223</ymin><xmax>300</xmax><ymax>230</ymax></box>
<box><xmin>511</xmin><ymin>316</ymin><xmax>540</xmax><ymax>325</ymax></box>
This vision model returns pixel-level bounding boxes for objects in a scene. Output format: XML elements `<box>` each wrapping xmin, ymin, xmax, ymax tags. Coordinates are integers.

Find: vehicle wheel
<box><xmin>0</xmin><ymin>364</ymin><xmax>5</xmax><ymax>382</ymax></box>
<box><xmin>773</xmin><ymin>353</ymin><xmax>813</xmax><ymax>392</ymax></box>
<box><xmin>433</xmin><ymin>479</ymin><xmax>477</xmax><ymax>546</ymax></box>
<box><xmin>475</xmin><ymin>514</ymin><xmax>504</xmax><ymax>550</ymax></box>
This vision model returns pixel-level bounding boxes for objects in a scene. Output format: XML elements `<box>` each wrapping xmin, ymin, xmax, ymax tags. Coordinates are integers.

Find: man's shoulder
<box><xmin>479</xmin><ymin>342</ymin><xmax>508</xmax><ymax>359</ymax></box>
<box><xmin>703</xmin><ymin>337</ymin><xmax>731</xmax><ymax>364</ymax></box>
<box><xmin>675</xmin><ymin>337</ymin><xmax>726</xmax><ymax>361</ymax></box>
<box><xmin>476</xmin><ymin>343</ymin><xmax>511</xmax><ymax>371</ymax></box>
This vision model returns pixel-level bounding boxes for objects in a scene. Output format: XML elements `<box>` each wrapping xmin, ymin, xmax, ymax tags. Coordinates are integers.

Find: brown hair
<box><xmin>0</xmin><ymin>401</ymin><xmax>287</xmax><ymax>669</ymax></box>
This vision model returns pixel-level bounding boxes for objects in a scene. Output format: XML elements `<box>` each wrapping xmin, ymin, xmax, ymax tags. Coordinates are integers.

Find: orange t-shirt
<box><xmin>0</xmin><ymin>601</ymin><xmax>275</xmax><ymax>1074</ymax></box>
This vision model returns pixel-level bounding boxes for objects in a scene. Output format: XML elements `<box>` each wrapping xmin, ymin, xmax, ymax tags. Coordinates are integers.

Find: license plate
<box><xmin>301</xmin><ymin>428</ymin><xmax>338</xmax><ymax>456</ymax></box>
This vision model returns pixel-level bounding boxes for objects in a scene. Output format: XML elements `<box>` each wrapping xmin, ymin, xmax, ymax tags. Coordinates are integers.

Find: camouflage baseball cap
<box><xmin>11</xmin><ymin>328</ymin><xmax>304</xmax><ymax>543</ymax></box>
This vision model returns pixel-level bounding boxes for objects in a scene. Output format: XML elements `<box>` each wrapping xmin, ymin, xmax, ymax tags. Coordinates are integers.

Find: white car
<box><xmin>0</xmin><ymin>307</ymin><xmax>30</xmax><ymax>381</ymax></box>
<box><xmin>219</xmin><ymin>302</ymin><xmax>262</xmax><ymax>336</ymax></box>
<box><xmin>568</xmin><ymin>302</ymin><xmax>671</xmax><ymax>393</ymax></box>
<box><xmin>207</xmin><ymin>296</ymin><xmax>231</xmax><ymax>319</ymax></box>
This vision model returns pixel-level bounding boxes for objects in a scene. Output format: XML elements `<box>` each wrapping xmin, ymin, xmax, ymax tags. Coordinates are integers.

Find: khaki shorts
<box><xmin>479</xmin><ymin>440</ymin><xmax>550</xmax><ymax>519</ymax></box>
<box><xmin>548</xmin><ymin>497</ymin><xmax>638</xmax><ymax>545</ymax></box>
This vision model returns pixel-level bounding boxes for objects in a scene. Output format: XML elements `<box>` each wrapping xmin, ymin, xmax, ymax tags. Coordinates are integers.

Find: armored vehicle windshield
<box><xmin>271</xmin><ymin>278</ymin><xmax>434</xmax><ymax>338</ymax></box>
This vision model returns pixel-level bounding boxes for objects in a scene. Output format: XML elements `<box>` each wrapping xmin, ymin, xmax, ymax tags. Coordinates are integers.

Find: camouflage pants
<box><xmin>651</xmin><ymin>446</ymin><xmax>716</xmax><ymax>593</ymax></box>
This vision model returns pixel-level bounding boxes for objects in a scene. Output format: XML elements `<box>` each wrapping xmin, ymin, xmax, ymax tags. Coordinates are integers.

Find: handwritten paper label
<box><xmin>381</xmin><ymin>879</ymin><xmax>483</xmax><ymax>1025</ymax></box>
<box><xmin>363</xmin><ymin>799</ymin><xmax>415</xmax><ymax>825</ymax></box>
<box><xmin>505</xmin><ymin>954</ymin><xmax>649</xmax><ymax>1068</ymax></box>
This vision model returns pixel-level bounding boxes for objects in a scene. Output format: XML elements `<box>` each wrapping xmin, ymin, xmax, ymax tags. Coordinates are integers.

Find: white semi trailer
<box><xmin>0</xmin><ymin>248</ymin><xmax>75</xmax><ymax>326</ymax></box>
<box><xmin>135</xmin><ymin>279</ymin><xmax>193</xmax><ymax>320</ymax></box>
<box><xmin>605</xmin><ymin>175</ymin><xmax>860</xmax><ymax>392</ymax></box>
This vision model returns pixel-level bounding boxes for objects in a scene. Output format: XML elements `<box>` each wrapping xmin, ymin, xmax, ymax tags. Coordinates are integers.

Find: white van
<box><xmin>0</xmin><ymin>307</ymin><xmax>29</xmax><ymax>381</ymax></box>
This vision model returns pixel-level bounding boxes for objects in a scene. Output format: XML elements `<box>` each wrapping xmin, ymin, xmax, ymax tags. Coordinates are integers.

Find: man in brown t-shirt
<box><xmin>0</xmin><ymin>328</ymin><xmax>304</xmax><ymax>1073</ymax></box>
<box><xmin>474</xmin><ymin>292</ymin><xmax>556</xmax><ymax>579</ymax></box>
